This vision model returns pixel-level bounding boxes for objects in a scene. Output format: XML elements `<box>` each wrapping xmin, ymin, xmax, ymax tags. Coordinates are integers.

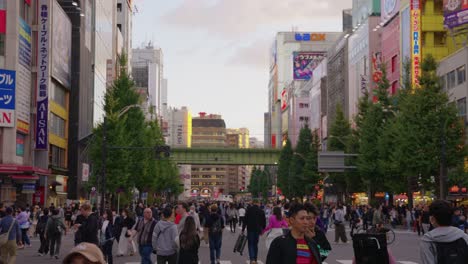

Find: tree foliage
<box><xmin>89</xmin><ymin>54</ymin><xmax>181</xmax><ymax>206</ymax></box>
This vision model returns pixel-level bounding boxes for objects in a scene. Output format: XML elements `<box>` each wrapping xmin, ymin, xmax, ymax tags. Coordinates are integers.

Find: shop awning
<box><xmin>10</xmin><ymin>175</ymin><xmax>39</xmax><ymax>180</ymax></box>
<box><xmin>0</xmin><ymin>164</ymin><xmax>50</xmax><ymax>175</ymax></box>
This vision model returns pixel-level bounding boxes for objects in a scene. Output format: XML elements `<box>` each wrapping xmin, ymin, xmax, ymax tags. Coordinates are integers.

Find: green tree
<box><xmin>302</xmin><ymin>130</ymin><xmax>321</xmax><ymax>196</ymax></box>
<box><xmin>391</xmin><ymin>55</ymin><xmax>465</xmax><ymax>201</ymax></box>
<box><xmin>356</xmin><ymin>64</ymin><xmax>394</xmax><ymax>204</ymax></box>
<box><xmin>277</xmin><ymin>139</ymin><xmax>293</xmax><ymax>198</ymax></box>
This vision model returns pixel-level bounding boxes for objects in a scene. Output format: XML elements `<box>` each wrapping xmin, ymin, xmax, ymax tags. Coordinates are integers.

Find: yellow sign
<box><xmin>464</xmin><ymin>157</ymin><xmax>468</xmax><ymax>172</ymax></box>
<box><xmin>17</xmin><ymin>119</ymin><xmax>29</xmax><ymax>134</ymax></box>
<box><xmin>411</xmin><ymin>1</ymin><xmax>421</xmax><ymax>87</ymax></box>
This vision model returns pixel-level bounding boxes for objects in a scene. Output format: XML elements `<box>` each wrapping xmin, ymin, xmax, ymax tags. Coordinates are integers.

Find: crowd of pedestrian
<box><xmin>0</xmin><ymin>199</ymin><xmax>468</xmax><ymax>263</ymax></box>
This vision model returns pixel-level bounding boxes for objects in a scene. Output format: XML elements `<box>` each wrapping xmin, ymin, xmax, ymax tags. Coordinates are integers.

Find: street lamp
<box><xmin>101</xmin><ymin>104</ymin><xmax>142</xmax><ymax>213</ymax></box>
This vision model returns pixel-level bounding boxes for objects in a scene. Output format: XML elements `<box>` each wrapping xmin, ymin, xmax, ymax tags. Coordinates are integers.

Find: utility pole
<box><xmin>101</xmin><ymin>117</ymin><xmax>107</xmax><ymax>214</ymax></box>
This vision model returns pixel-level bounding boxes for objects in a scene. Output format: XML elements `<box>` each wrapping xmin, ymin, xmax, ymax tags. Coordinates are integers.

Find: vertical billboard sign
<box><xmin>293</xmin><ymin>52</ymin><xmax>326</xmax><ymax>80</ymax></box>
<box><xmin>443</xmin><ymin>0</ymin><xmax>468</xmax><ymax>28</ymax></box>
<box><xmin>410</xmin><ymin>0</ymin><xmax>421</xmax><ymax>87</ymax></box>
<box><xmin>52</xmin><ymin>1</ymin><xmax>72</xmax><ymax>88</ymax></box>
<box><xmin>0</xmin><ymin>8</ymin><xmax>5</xmax><ymax>34</ymax></box>
<box><xmin>19</xmin><ymin>18</ymin><xmax>31</xmax><ymax>68</ymax></box>
<box><xmin>36</xmin><ymin>0</ymin><xmax>50</xmax><ymax>150</ymax></box>
<box><xmin>0</xmin><ymin>69</ymin><xmax>16</xmax><ymax>127</ymax></box>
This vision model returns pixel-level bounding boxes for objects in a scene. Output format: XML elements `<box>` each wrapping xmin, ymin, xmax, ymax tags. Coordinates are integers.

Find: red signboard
<box><xmin>0</xmin><ymin>10</ymin><xmax>5</xmax><ymax>34</ymax></box>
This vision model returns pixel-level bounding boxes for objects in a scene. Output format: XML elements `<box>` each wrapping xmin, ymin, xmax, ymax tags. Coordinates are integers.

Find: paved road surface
<box><xmin>16</xmin><ymin>225</ymin><xmax>422</xmax><ymax>264</ymax></box>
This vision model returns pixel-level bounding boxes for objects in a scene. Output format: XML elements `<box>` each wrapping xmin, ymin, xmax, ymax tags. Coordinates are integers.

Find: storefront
<box><xmin>46</xmin><ymin>174</ymin><xmax>68</xmax><ymax>207</ymax></box>
<box><xmin>0</xmin><ymin>164</ymin><xmax>50</xmax><ymax>207</ymax></box>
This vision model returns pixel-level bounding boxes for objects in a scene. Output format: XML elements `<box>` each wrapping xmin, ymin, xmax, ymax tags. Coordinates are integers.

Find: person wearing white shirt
<box><xmin>238</xmin><ymin>206</ymin><xmax>246</xmax><ymax>228</ymax></box>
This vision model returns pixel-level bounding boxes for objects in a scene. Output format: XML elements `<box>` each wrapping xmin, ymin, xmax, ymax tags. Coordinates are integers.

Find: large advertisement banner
<box><xmin>52</xmin><ymin>0</ymin><xmax>72</xmax><ymax>88</ymax></box>
<box><xmin>293</xmin><ymin>52</ymin><xmax>326</xmax><ymax>80</ymax></box>
<box><xmin>0</xmin><ymin>69</ymin><xmax>16</xmax><ymax>128</ymax></box>
<box><xmin>36</xmin><ymin>0</ymin><xmax>50</xmax><ymax>150</ymax></box>
<box><xmin>411</xmin><ymin>0</ymin><xmax>421</xmax><ymax>87</ymax></box>
<box><xmin>443</xmin><ymin>0</ymin><xmax>468</xmax><ymax>28</ymax></box>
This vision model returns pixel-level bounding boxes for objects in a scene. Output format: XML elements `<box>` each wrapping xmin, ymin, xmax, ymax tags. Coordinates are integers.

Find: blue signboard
<box><xmin>19</xmin><ymin>18</ymin><xmax>31</xmax><ymax>68</ymax></box>
<box><xmin>0</xmin><ymin>69</ymin><xmax>16</xmax><ymax>110</ymax></box>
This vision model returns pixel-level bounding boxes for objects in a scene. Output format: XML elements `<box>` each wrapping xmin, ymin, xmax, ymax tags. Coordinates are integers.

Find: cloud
<box><xmin>160</xmin><ymin>0</ymin><xmax>352</xmax><ymax>39</ymax></box>
<box><xmin>226</xmin><ymin>39</ymin><xmax>271</xmax><ymax>68</ymax></box>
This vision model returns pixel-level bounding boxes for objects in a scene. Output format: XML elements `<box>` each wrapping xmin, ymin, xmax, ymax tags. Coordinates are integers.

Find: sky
<box><xmin>132</xmin><ymin>0</ymin><xmax>352</xmax><ymax>140</ymax></box>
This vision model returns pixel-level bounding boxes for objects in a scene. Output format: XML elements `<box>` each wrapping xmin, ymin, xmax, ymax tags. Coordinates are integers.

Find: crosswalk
<box><xmin>126</xmin><ymin>260</ymin><xmax>419</xmax><ymax>264</ymax></box>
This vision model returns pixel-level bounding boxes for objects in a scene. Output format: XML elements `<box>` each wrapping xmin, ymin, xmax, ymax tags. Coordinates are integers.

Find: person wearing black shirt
<box><xmin>421</xmin><ymin>205</ymin><xmax>431</xmax><ymax>234</ymax></box>
<box><xmin>242</xmin><ymin>200</ymin><xmax>266</xmax><ymax>264</ymax></box>
<box><xmin>73</xmin><ymin>204</ymin><xmax>99</xmax><ymax>245</ymax></box>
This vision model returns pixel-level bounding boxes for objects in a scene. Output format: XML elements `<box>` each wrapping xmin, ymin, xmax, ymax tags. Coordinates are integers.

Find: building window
<box><xmin>457</xmin><ymin>98</ymin><xmax>466</xmax><ymax>119</ymax></box>
<box><xmin>51</xmin><ymin>82</ymin><xmax>66</xmax><ymax>108</ymax></box>
<box><xmin>51</xmin><ymin>113</ymin><xmax>66</xmax><ymax>138</ymax></box>
<box><xmin>434</xmin><ymin>0</ymin><xmax>443</xmax><ymax>14</ymax></box>
<box><xmin>117</xmin><ymin>24</ymin><xmax>122</xmax><ymax>32</ymax></box>
<box><xmin>434</xmin><ymin>32</ymin><xmax>447</xmax><ymax>46</ymax></box>
<box><xmin>19</xmin><ymin>0</ymin><xmax>30</xmax><ymax>21</ymax></box>
<box><xmin>391</xmin><ymin>55</ymin><xmax>397</xmax><ymax>73</ymax></box>
<box><xmin>49</xmin><ymin>145</ymin><xmax>66</xmax><ymax>168</ymax></box>
<box><xmin>391</xmin><ymin>81</ymin><xmax>398</xmax><ymax>95</ymax></box>
<box><xmin>447</xmin><ymin>70</ymin><xmax>456</xmax><ymax>89</ymax></box>
<box><xmin>440</xmin><ymin>75</ymin><xmax>446</xmax><ymax>90</ymax></box>
<box><xmin>117</xmin><ymin>3</ymin><xmax>122</xmax><ymax>12</ymax></box>
<box><xmin>299</xmin><ymin>103</ymin><xmax>309</xmax><ymax>108</ymax></box>
<box><xmin>457</xmin><ymin>65</ymin><xmax>466</xmax><ymax>85</ymax></box>
<box><xmin>299</xmin><ymin>116</ymin><xmax>309</xmax><ymax>122</ymax></box>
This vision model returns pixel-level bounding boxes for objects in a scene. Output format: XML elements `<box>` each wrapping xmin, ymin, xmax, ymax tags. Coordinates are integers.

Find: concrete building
<box><xmin>226</xmin><ymin>128</ymin><xmax>250</xmax><ymax>194</ymax></box>
<box><xmin>166</xmin><ymin>106</ymin><xmax>192</xmax><ymax>148</ymax></box>
<box><xmin>266</xmin><ymin>32</ymin><xmax>341</xmax><ymax>148</ymax></box>
<box><xmin>381</xmin><ymin>0</ymin><xmax>401</xmax><ymax>94</ymax></box>
<box><xmin>191</xmin><ymin>113</ymin><xmax>227</xmax><ymax>198</ymax></box>
<box><xmin>249</xmin><ymin>137</ymin><xmax>264</xmax><ymax>149</ymax></box>
<box><xmin>131</xmin><ymin>44</ymin><xmax>165</xmax><ymax>119</ymax></box>
<box><xmin>347</xmin><ymin>0</ymin><xmax>381</xmax><ymax>121</ymax></box>
<box><xmin>116</xmin><ymin>0</ymin><xmax>133</xmax><ymax>70</ymax></box>
<box><xmin>327</xmin><ymin>33</ymin><xmax>351</xmax><ymax>137</ymax></box>
<box><xmin>438</xmin><ymin>47</ymin><xmax>467</xmax><ymax>139</ymax></box>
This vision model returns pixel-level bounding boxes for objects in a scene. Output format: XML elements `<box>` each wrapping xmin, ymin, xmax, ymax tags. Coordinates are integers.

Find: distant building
<box><xmin>249</xmin><ymin>137</ymin><xmax>264</xmax><ymax>149</ymax></box>
<box><xmin>191</xmin><ymin>113</ymin><xmax>227</xmax><ymax>198</ymax></box>
<box><xmin>166</xmin><ymin>107</ymin><xmax>192</xmax><ymax>148</ymax></box>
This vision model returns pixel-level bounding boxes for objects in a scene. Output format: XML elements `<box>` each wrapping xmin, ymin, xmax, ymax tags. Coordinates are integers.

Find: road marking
<box><xmin>336</xmin><ymin>261</ymin><xmax>353</xmax><ymax>264</ymax></box>
<box><xmin>398</xmin><ymin>262</ymin><xmax>419</xmax><ymax>264</ymax></box>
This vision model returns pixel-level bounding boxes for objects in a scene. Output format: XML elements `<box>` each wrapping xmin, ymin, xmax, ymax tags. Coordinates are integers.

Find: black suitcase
<box><xmin>352</xmin><ymin>233</ymin><xmax>389</xmax><ymax>264</ymax></box>
<box><xmin>233</xmin><ymin>234</ymin><xmax>247</xmax><ymax>255</ymax></box>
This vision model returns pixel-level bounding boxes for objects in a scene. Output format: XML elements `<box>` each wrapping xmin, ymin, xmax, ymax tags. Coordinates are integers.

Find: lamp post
<box><xmin>101</xmin><ymin>104</ymin><xmax>142</xmax><ymax>213</ymax></box>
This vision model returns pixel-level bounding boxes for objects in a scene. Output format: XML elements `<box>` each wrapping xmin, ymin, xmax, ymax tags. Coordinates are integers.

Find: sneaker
<box><xmin>38</xmin><ymin>253</ymin><xmax>43</xmax><ymax>256</ymax></box>
<box><xmin>216</xmin><ymin>259</ymin><xmax>221</xmax><ymax>264</ymax></box>
<box><xmin>54</xmin><ymin>255</ymin><xmax>59</xmax><ymax>259</ymax></box>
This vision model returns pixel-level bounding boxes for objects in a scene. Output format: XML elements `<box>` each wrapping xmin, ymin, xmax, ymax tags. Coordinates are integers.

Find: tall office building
<box><xmin>191</xmin><ymin>113</ymin><xmax>227</xmax><ymax>198</ymax></box>
<box><xmin>166</xmin><ymin>107</ymin><xmax>192</xmax><ymax>148</ymax></box>
<box><xmin>131</xmin><ymin>44</ymin><xmax>164</xmax><ymax>119</ymax></box>
<box><xmin>266</xmin><ymin>32</ymin><xmax>341</xmax><ymax>149</ymax></box>
<box><xmin>226</xmin><ymin>128</ymin><xmax>250</xmax><ymax>193</ymax></box>
<box><xmin>116</xmin><ymin>0</ymin><xmax>133</xmax><ymax>70</ymax></box>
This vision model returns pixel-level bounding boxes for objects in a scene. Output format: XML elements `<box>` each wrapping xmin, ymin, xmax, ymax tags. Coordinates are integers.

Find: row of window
<box><xmin>193</xmin><ymin>132</ymin><xmax>225</xmax><ymax>136</ymax></box>
<box><xmin>191</xmin><ymin>175</ymin><xmax>225</xmax><ymax>179</ymax></box>
<box><xmin>191</xmin><ymin>182</ymin><xmax>225</xmax><ymax>186</ymax></box>
<box><xmin>441</xmin><ymin>65</ymin><xmax>466</xmax><ymax>90</ymax></box>
<box><xmin>299</xmin><ymin>116</ymin><xmax>309</xmax><ymax>122</ymax></box>
<box><xmin>457</xmin><ymin>98</ymin><xmax>466</xmax><ymax>118</ymax></box>
<box><xmin>299</xmin><ymin>103</ymin><xmax>309</xmax><ymax>108</ymax></box>
<box><xmin>50</xmin><ymin>113</ymin><xmax>66</xmax><ymax>138</ymax></box>
<box><xmin>192</xmin><ymin>168</ymin><xmax>226</xmax><ymax>172</ymax></box>
<box><xmin>49</xmin><ymin>144</ymin><xmax>66</xmax><ymax>168</ymax></box>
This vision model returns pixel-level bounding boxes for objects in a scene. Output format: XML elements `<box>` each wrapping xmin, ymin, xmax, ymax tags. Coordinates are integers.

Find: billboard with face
<box><xmin>293</xmin><ymin>52</ymin><xmax>326</xmax><ymax>80</ymax></box>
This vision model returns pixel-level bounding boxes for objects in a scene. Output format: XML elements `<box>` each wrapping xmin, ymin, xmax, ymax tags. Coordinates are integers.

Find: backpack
<box><xmin>209</xmin><ymin>217</ymin><xmax>222</xmax><ymax>234</ymax></box>
<box><xmin>36</xmin><ymin>216</ymin><xmax>48</xmax><ymax>234</ymax></box>
<box><xmin>50</xmin><ymin>218</ymin><xmax>62</xmax><ymax>237</ymax></box>
<box><xmin>435</xmin><ymin>238</ymin><xmax>468</xmax><ymax>264</ymax></box>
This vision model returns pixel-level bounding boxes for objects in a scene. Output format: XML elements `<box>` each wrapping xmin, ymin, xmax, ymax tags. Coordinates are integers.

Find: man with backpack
<box><xmin>37</xmin><ymin>208</ymin><xmax>49</xmax><ymax>256</ymax></box>
<box><xmin>205</xmin><ymin>204</ymin><xmax>225</xmax><ymax>264</ymax></box>
<box><xmin>420</xmin><ymin>200</ymin><xmax>468</xmax><ymax>264</ymax></box>
<box><xmin>45</xmin><ymin>208</ymin><xmax>67</xmax><ymax>259</ymax></box>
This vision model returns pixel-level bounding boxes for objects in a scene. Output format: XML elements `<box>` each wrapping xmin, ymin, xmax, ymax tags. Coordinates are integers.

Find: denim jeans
<box><xmin>321</xmin><ymin>218</ymin><xmax>329</xmax><ymax>233</ymax></box>
<box><xmin>21</xmin><ymin>228</ymin><xmax>30</xmax><ymax>245</ymax></box>
<box><xmin>138</xmin><ymin>245</ymin><xmax>153</xmax><ymax>264</ymax></box>
<box><xmin>209</xmin><ymin>233</ymin><xmax>222</xmax><ymax>264</ymax></box>
<box><xmin>49</xmin><ymin>234</ymin><xmax>62</xmax><ymax>256</ymax></box>
<box><xmin>38</xmin><ymin>232</ymin><xmax>48</xmax><ymax>254</ymax></box>
<box><xmin>247</xmin><ymin>231</ymin><xmax>260</xmax><ymax>261</ymax></box>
